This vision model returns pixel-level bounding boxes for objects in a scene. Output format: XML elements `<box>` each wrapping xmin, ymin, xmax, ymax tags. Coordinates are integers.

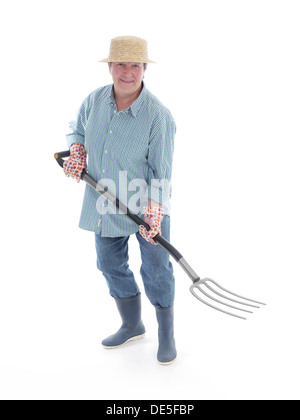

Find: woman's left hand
<box><xmin>139</xmin><ymin>207</ymin><xmax>164</xmax><ymax>245</ymax></box>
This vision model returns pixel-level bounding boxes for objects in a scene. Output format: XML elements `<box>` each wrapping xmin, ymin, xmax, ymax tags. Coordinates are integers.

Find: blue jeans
<box><xmin>95</xmin><ymin>216</ymin><xmax>175</xmax><ymax>308</ymax></box>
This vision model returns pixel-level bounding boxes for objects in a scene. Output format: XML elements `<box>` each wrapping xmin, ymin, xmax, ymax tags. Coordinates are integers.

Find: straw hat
<box><xmin>99</xmin><ymin>36</ymin><xmax>155</xmax><ymax>63</ymax></box>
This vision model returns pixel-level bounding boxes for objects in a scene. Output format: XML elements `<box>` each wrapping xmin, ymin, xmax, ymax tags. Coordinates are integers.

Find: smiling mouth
<box><xmin>120</xmin><ymin>79</ymin><xmax>134</xmax><ymax>84</ymax></box>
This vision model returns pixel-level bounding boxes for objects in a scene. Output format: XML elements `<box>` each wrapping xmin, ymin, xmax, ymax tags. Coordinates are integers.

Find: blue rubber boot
<box><xmin>102</xmin><ymin>293</ymin><xmax>146</xmax><ymax>349</ymax></box>
<box><xmin>155</xmin><ymin>305</ymin><xmax>177</xmax><ymax>365</ymax></box>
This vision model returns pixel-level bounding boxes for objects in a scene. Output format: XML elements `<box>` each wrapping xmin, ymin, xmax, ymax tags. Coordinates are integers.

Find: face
<box><xmin>109</xmin><ymin>62</ymin><xmax>145</xmax><ymax>99</ymax></box>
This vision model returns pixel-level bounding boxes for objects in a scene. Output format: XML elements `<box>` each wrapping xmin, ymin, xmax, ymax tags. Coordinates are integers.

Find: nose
<box><xmin>122</xmin><ymin>64</ymin><xmax>131</xmax><ymax>74</ymax></box>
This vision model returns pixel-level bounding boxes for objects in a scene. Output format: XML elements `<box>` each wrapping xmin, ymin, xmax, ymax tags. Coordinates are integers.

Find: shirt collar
<box><xmin>106</xmin><ymin>82</ymin><xmax>147</xmax><ymax>118</ymax></box>
<box><xmin>129</xmin><ymin>82</ymin><xmax>147</xmax><ymax>117</ymax></box>
<box><xmin>105</xmin><ymin>85</ymin><xmax>115</xmax><ymax>105</ymax></box>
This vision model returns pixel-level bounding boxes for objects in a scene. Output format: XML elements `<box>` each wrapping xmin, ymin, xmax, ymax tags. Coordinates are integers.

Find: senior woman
<box><xmin>64</xmin><ymin>36</ymin><xmax>177</xmax><ymax>365</ymax></box>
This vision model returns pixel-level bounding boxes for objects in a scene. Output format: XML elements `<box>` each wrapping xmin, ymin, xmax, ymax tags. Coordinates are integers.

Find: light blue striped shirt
<box><xmin>66</xmin><ymin>83</ymin><xmax>176</xmax><ymax>236</ymax></box>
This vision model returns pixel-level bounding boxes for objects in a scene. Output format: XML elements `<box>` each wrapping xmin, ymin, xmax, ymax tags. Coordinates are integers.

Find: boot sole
<box><xmin>158</xmin><ymin>356</ymin><xmax>177</xmax><ymax>366</ymax></box>
<box><xmin>102</xmin><ymin>333</ymin><xmax>146</xmax><ymax>349</ymax></box>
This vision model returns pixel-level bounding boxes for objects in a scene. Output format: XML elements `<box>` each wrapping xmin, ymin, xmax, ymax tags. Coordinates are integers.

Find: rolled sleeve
<box><xmin>147</xmin><ymin>115</ymin><xmax>176</xmax><ymax>208</ymax></box>
<box><xmin>66</xmin><ymin>133</ymin><xmax>85</xmax><ymax>148</ymax></box>
<box><xmin>66</xmin><ymin>97</ymin><xmax>90</xmax><ymax>148</ymax></box>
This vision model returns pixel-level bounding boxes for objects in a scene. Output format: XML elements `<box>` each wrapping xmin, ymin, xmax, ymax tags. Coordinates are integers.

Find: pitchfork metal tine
<box><xmin>203</xmin><ymin>283</ymin><xmax>260</xmax><ymax>308</ymax></box>
<box><xmin>203</xmin><ymin>278</ymin><xmax>267</xmax><ymax>306</ymax></box>
<box><xmin>193</xmin><ymin>283</ymin><xmax>254</xmax><ymax>314</ymax></box>
<box><xmin>190</xmin><ymin>284</ymin><xmax>247</xmax><ymax>320</ymax></box>
<box><xmin>190</xmin><ymin>277</ymin><xmax>266</xmax><ymax>320</ymax></box>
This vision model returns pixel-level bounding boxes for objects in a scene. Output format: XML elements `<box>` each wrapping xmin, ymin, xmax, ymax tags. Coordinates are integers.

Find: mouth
<box><xmin>120</xmin><ymin>79</ymin><xmax>134</xmax><ymax>84</ymax></box>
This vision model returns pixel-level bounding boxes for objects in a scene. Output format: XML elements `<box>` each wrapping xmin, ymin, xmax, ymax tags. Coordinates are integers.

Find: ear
<box><xmin>108</xmin><ymin>63</ymin><xmax>112</xmax><ymax>74</ymax></box>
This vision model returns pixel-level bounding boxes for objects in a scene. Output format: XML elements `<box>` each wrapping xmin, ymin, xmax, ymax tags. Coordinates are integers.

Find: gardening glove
<box><xmin>63</xmin><ymin>143</ymin><xmax>87</xmax><ymax>183</ymax></box>
<box><xmin>139</xmin><ymin>206</ymin><xmax>164</xmax><ymax>245</ymax></box>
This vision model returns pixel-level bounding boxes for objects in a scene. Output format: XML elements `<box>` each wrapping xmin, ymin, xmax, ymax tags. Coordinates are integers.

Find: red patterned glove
<box><xmin>63</xmin><ymin>143</ymin><xmax>87</xmax><ymax>183</ymax></box>
<box><xmin>139</xmin><ymin>207</ymin><xmax>164</xmax><ymax>245</ymax></box>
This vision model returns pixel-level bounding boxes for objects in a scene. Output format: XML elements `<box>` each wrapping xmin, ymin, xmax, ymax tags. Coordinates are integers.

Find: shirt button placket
<box><xmin>103</xmin><ymin>124</ymin><xmax>113</xmax><ymax>175</ymax></box>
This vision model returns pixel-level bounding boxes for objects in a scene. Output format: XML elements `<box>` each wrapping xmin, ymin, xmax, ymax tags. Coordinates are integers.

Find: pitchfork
<box><xmin>55</xmin><ymin>150</ymin><xmax>266</xmax><ymax>320</ymax></box>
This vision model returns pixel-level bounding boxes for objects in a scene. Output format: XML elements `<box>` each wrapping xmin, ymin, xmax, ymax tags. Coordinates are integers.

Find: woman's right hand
<box><xmin>63</xmin><ymin>143</ymin><xmax>87</xmax><ymax>183</ymax></box>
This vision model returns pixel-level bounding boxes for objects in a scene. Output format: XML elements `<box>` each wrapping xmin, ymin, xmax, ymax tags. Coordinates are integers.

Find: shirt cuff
<box><xmin>66</xmin><ymin>133</ymin><xmax>85</xmax><ymax>149</ymax></box>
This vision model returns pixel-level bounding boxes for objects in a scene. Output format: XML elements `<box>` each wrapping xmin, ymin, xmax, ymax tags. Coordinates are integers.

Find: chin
<box><xmin>121</xmin><ymin>83</ymin><xmax>134</xmax><ymax>89</ymax></box>
<box><xmin>119</xmin><ymin>84</ymin><xmax>136</xmax><ymax>93</ymax></box>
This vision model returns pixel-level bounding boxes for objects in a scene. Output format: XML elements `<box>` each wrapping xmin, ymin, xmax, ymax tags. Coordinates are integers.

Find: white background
<box><xmin>0</xmin><ymin>0</ymin><xmax>299</xmax><ymax>400</ymax></box>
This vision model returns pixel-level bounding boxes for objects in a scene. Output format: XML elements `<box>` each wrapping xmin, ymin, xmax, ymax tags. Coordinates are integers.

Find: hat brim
<box><xmin>99</xmin><ymin>58</ymin><xmax>156</xmax><ymax>63</ymax></box>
